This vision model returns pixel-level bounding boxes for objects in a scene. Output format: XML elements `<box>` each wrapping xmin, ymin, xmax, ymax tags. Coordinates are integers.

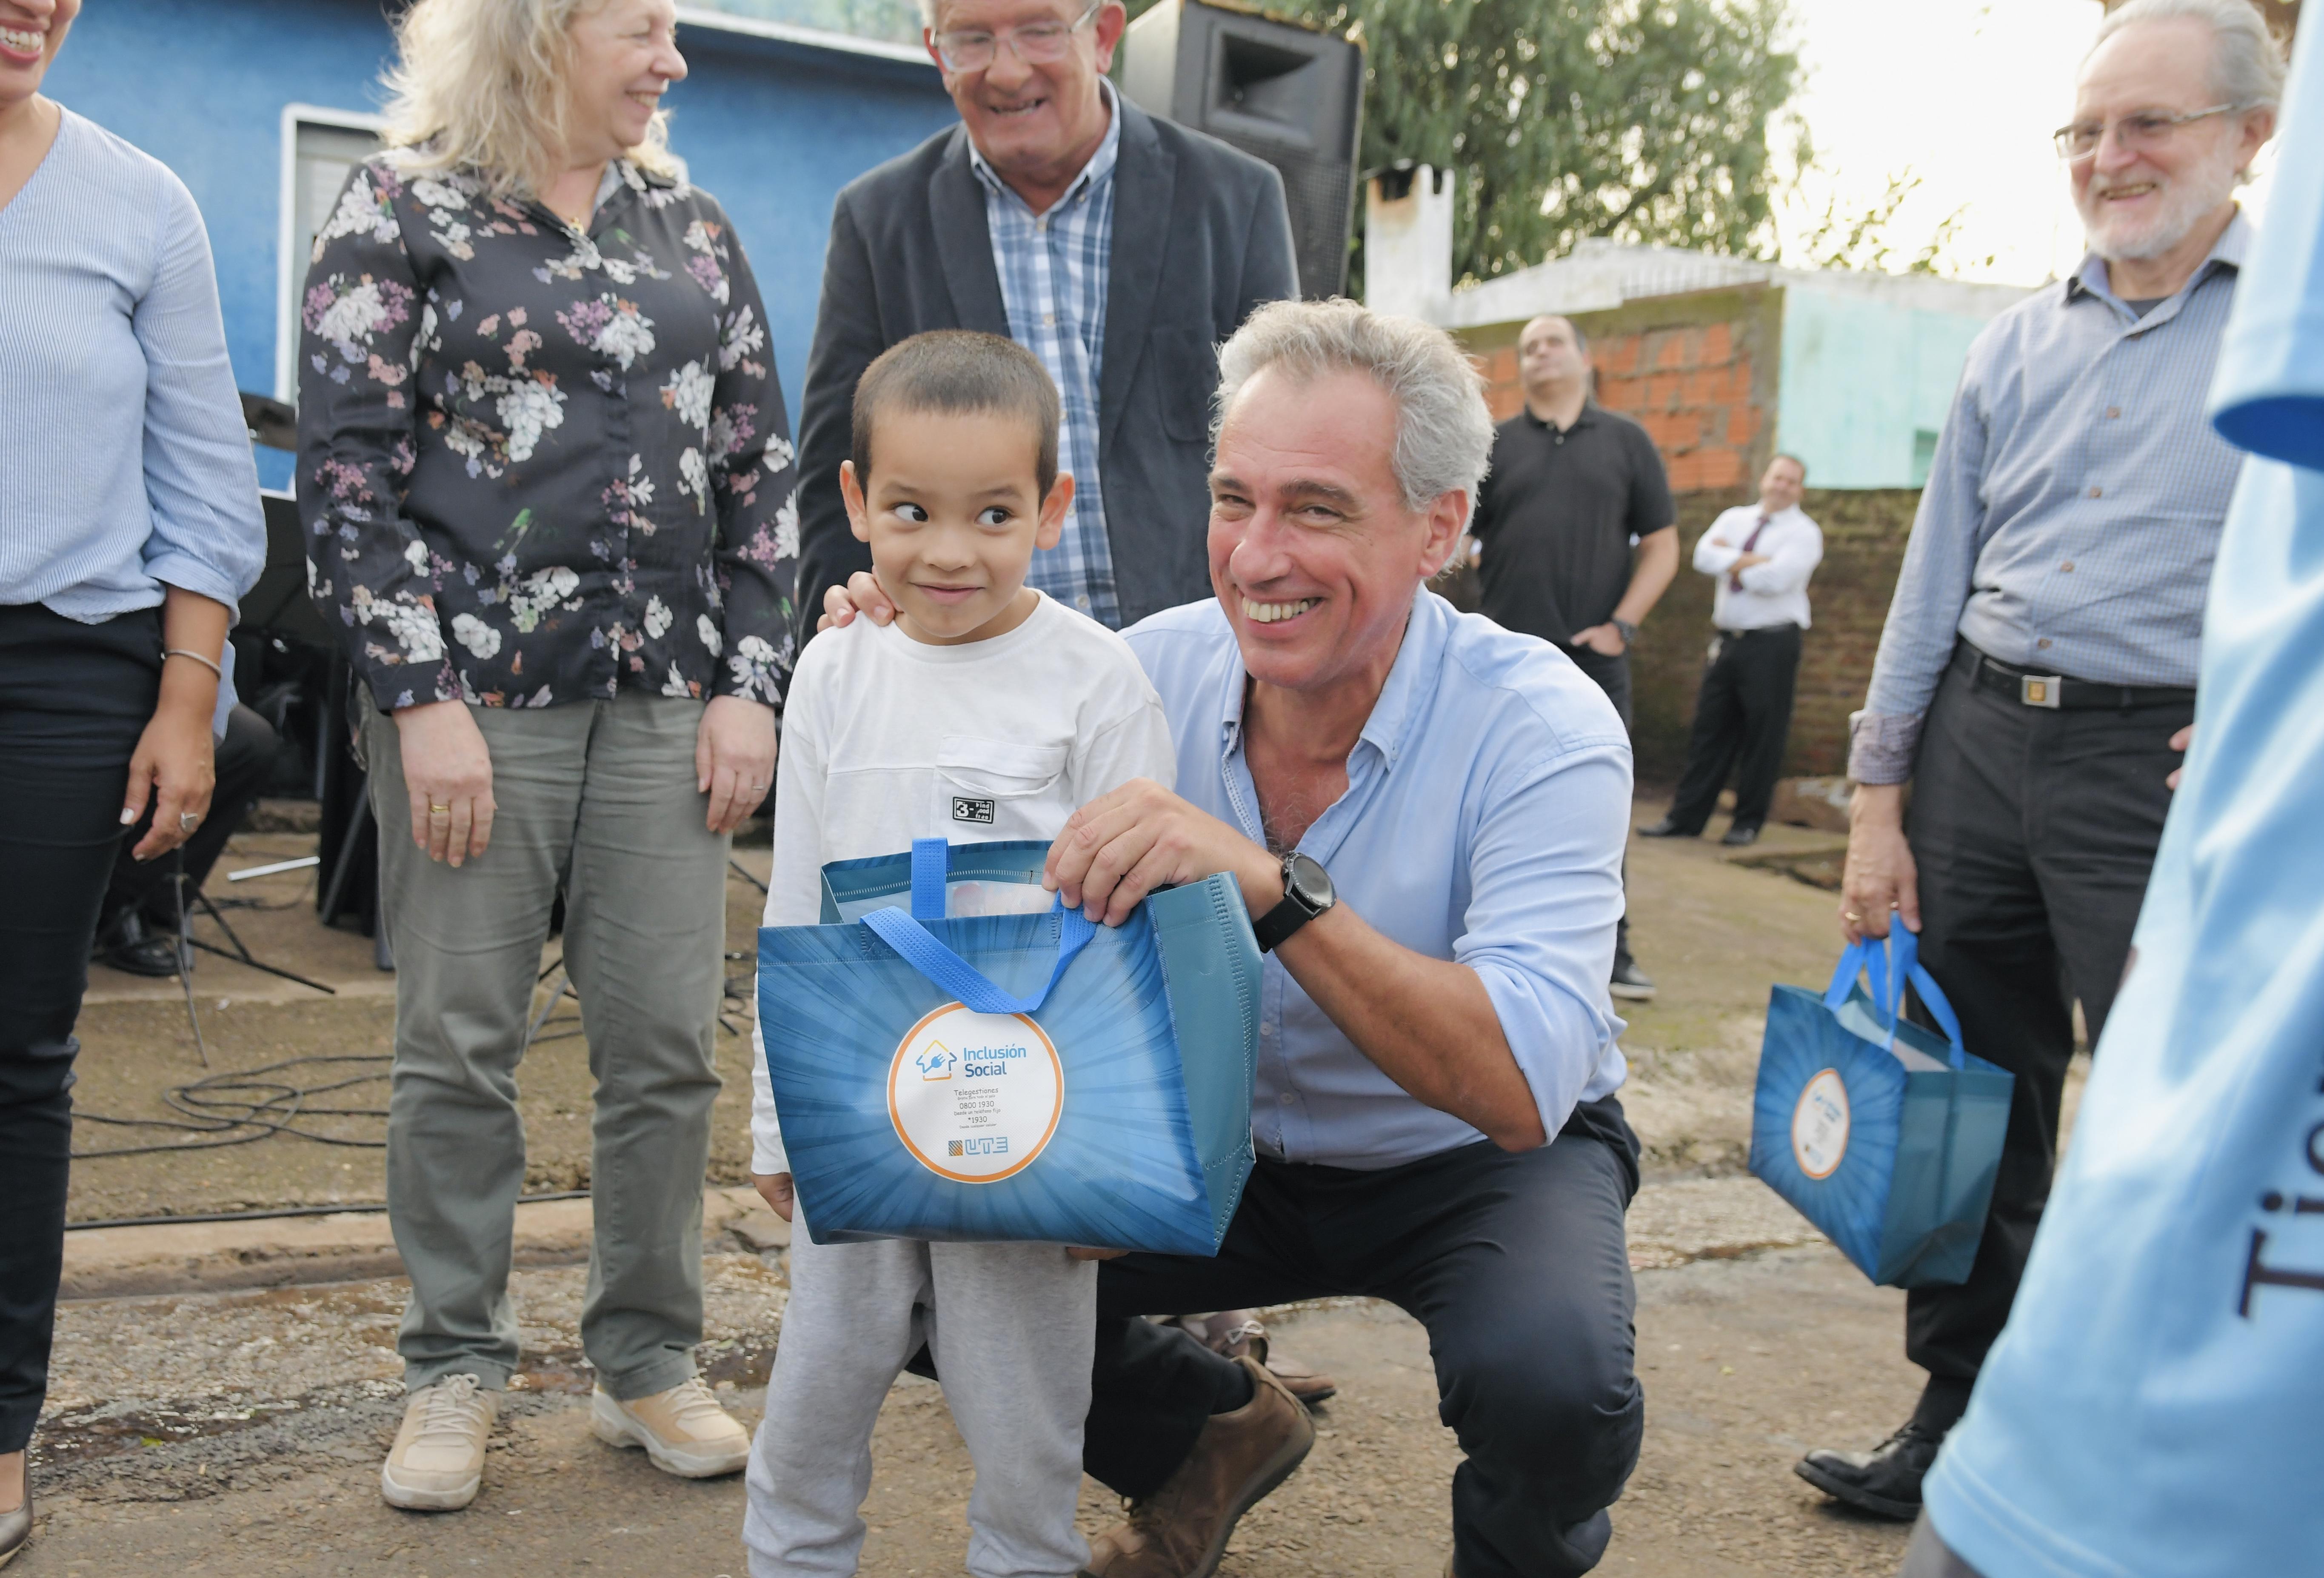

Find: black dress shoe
<box><xmin>1794</xmin><ymin>1420</ymin><xmax>1946</xmax><ymax>1521</ymax></box>
<box><xmin>1720</xmin><ymin>822</ymin><xmax>1762</xmax><ymax>846</ymax></box>
<box><xmin>91</xmin><ymin>909</ymin><xmax>183</xmax><ymax>978</ymax></box>
<box><xmin>1634</xmin><ymin>817</ymin><xmax>1694</xmax><ymax>838</ymax></box>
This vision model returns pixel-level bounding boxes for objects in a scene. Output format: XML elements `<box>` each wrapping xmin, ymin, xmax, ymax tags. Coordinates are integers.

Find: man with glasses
<box><xmin>1799</xmin><ymin>0</ymin><xmax>2282</xmax><ymax>1529</ymax></box>
<box><xmin>791</xmin><ymin>0</ymin><xmax>1298</xmax><ymax>646</ymax></box>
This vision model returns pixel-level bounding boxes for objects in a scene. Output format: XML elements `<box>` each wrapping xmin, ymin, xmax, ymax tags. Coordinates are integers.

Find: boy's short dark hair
<box><xmin>851</xmin><ymin>331</ymin><xmax>1062</xmax><ymax>499</ymax></box>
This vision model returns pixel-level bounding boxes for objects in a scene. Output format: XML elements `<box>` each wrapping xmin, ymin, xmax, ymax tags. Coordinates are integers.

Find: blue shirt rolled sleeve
<box><xmin>137</xmin><ymin>178</ymin><xmax>266</xmax><ymax>617</ymax></box>
<box><xmin>1852</xmin><ymin>393</ymin><xmax>1989</xmax><ymax>782</ymax></box>
<box><xmin>1457</xmin><ymin>741</ymin><xmax>1633</xmax><ymax>1142</ymax></box>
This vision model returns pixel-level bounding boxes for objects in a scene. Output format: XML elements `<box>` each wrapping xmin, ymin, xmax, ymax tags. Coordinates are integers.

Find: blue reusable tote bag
<box><xmin>757</xmin><ymin>838</ymin><xmax>1261</xmax><ymax>1255</ymax></box>
<box><xmin>1749</xmin><ymin>929</ymin><xmax>2014</xmax><ymax>1286</ymax></box>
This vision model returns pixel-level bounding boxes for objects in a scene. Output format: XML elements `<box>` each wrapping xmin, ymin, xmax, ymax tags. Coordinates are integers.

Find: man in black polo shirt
<box><xmin>1471</xmin><ymin>314</ymin><xmax>1677</xmax><ymax>1001</ymax></box>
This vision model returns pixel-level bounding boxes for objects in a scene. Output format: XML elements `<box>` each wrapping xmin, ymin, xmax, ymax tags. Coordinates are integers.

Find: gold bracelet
<box><xmin>162</xmin><ymin>647</ymin><xmax>224</xmax><ymax>680</ymax></box>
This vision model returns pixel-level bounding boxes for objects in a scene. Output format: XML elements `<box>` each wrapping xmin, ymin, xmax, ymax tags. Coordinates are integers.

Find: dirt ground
<box><xmin>25</xmin><ymin>800</ymin><xmax>2041</xmax><ymax>1575</ymax></box>
<box><xmin>25</xmin><ymin>1246</ymin><xmax>1918</xmax><ymax>1578</ymax></box>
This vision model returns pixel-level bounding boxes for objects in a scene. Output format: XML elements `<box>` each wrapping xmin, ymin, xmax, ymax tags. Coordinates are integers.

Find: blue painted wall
<box><xmin>45</xmin><ymin>0</ymin><xmax>954</xmax><ymax>487</ymax></box>
<box><xmin>1773</xmin><ymin>287</ymin><xmax>1997</xmax><ymax>490</ymax></box>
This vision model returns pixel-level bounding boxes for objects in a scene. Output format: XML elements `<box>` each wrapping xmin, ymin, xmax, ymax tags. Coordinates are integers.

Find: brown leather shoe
<box><xmin>1084</xmin><ymin>1355</ymin><xmax>1314</xmax><ymax>1578</ymax></box>
<box><xmin>1163</xmin><ymin>1311</ymin><xmax>1339</xmax><ymax>1406</ymax></box>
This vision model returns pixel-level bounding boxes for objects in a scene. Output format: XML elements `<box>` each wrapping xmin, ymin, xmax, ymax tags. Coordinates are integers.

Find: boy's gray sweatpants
<box><xmin>744</xmin><ymin>1223</ymin><xmax>1095</xmax><ymax>1578</ymax></box>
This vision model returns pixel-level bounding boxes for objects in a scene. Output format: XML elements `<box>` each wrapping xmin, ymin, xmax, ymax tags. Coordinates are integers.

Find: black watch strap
<box><xmin>1252</xmin><ymin>853</ymin><xmax>1332</xmax><ymax>953</ymax></box>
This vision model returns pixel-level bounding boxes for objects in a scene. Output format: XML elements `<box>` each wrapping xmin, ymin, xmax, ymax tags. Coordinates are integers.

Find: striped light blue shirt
<box><xmin>1850</xmin><ymin>214</ymin><xmax>2250</xmax><ymax>784</ymax></box>
<box><xmin>970</xmin><ymin>87</ymin><xmax>1122</xmax><ymax>627</ymax></box>
<box><xmin>0</xmin><ymin>109</ymin><xmax>263</xmax><ymax>675</ymax></box>
<box><xmin>1128</xmin><ymin>590</ymin><xmax>1632</xmax><ymax>1169</ymax></box>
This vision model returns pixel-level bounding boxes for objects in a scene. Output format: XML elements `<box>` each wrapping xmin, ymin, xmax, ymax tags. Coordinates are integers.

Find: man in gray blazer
<box><xmin>792</xmin><ymin>0</ymin><xmax>1300</xmax><ymax>641</ymax></box>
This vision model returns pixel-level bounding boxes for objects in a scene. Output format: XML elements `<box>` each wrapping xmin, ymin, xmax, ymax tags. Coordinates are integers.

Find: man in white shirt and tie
<box><xmin>1639</xmin><ymin>454</ymin><xmax>1821</xmax><ymax>847</ymax></box>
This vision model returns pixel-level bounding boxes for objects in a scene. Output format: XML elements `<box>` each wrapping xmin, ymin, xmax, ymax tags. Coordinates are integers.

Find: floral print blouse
<box><xmin>297</xmin><ymin>154</ymin><xmax>797</xmax><ymax>713</ymax></box>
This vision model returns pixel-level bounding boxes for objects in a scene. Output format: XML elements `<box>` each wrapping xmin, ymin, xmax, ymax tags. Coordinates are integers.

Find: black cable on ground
<box><xmin>72</xmin><ymin>857</ymin><xmax>768</xmax><ymax>1155</ymax></box>
<box><xmin>71</xmin><ymin>1052</ymin><xmax>392</xmax><ymax>1159</ymax></box>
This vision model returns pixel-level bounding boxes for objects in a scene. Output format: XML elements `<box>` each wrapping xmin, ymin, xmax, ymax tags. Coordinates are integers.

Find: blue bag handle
<box><xmin>909</xmin><ymin>837</ymin><xmax>950</xmax><ymax>920</ymax></box>
<box><xmin>1822</xmin><ymin>928</ymin><xmax>1966</xmax><ymax>1068</ymax></box>
<box><xmin>860</xmin><ymin>838</ymin><xmax>1096</xmax><ymax>1015</ymax></box>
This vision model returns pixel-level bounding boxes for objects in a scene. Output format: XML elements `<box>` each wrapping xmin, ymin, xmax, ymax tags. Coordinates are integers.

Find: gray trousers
<box><xmin>744</xmin><ymin>1224</ymin><xmax>1095</xmax><ymax>1578</ymax></box>
<box><xmin>368</xmin><ymin>695</ymin><xmax>728</xmax><ymax>1400</ymax></box>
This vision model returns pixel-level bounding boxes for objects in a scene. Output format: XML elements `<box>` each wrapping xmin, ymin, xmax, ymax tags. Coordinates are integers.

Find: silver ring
<box><xmin>748</xmin><ymin>781</ymin><xmax>768</xmax><ymax>791</ymax></box>
<box><xmin>1842</xmin><ymin>911</ymin><xmax>1862</xmax><ymax>921</ymax></box>
<box><xmin>178</xmin><ymin>812</ymin><xmax>201</xmax><ymax>832</ymax></box>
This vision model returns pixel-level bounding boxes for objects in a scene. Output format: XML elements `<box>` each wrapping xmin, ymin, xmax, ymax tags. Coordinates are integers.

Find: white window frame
<box><xmin>275</xmin><ymin>102</ymin><xmax>390</xmax><ymax>403</ymax></box>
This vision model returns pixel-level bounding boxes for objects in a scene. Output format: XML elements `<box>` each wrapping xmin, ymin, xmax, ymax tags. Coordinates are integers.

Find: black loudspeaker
<box><xmin>1119</xmin><ymin>0</ymin><xmax>1363</xmax><ymax>298</ymax></box>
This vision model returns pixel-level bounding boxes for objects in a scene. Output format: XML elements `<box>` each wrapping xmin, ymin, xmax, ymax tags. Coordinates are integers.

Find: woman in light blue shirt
<box><xmin>0</xmin><ymin>2</ymin><xmax>263</xmax><ymax>1559</ymax></box>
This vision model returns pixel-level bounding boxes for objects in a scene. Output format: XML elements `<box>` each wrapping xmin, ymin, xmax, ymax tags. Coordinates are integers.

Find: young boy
<box><xmin>743</xmin><ymin>331</ymin><xmax>1175</xmax><ymax>1578</ymax></box>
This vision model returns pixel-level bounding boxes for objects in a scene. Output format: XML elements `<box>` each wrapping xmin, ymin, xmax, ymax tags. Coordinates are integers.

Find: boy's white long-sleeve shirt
<box><xmin>749</xmin><ymin>592</ymin><xmax>1177</xmax><ymax>1175</ymax></box>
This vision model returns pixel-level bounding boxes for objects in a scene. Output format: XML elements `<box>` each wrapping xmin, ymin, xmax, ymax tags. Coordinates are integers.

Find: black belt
<box><xmin>1953</xmin><ymin>643</ymin><xmax>2194</xmax><ymax>711</ymax></box>
<box><xmin>1714</xmin><ymin>623</ymin><xmax>1799</xmax><ymax>640</ymax></box>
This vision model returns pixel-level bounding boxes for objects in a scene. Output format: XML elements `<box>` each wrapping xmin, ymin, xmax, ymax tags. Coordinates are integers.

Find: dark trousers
<box><xmin>99</xmin><ymin>701</ymin><xmax>278</xmax><ymax>927</ymax></box>
<box><xmin>1565</xmin><ymin>648</ymin><xmax>1636</xmax><ymax>972</ymax></box>
<box><xmin>0</xmin><ymin>603</ymin><xmax>160</xmax><ymax>1453</ymax></box>
<box><xmin>1663</xmin><ymin>623</ymin><xmax>1800</xmax><ymax>833</ymax></box>
<box><xmin>1088</xmin><ymin>1102</ymin><xmax>1645</xmax><ymax>1578</ymax></box>
<box><xmin>1901</xmin><ymin>1517</ymin><xmax>1989</xmax><ymax>1577</ymax></box>
<box><xmin>1901</xmin><ymin>650</ymin><xmax>2190</xmax><ymax>1382</ymax></box>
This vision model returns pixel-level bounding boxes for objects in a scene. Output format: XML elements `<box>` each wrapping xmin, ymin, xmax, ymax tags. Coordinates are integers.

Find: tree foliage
<box><xmin>1787</xmin><ymin>157</ymin><xmax>2000</xmax><ymax>279</ymax></box>
<box><xmin>1127</xmin><ymin>0</ymin><xmax>1801</xmax><ymax>288</ymax></box>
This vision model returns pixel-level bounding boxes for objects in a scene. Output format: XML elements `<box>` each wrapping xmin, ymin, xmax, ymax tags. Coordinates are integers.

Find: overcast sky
<box><xmin>1769</xmin><ymin>0</ymin><xmax>2281</xmax><ymax>284</ymax></box>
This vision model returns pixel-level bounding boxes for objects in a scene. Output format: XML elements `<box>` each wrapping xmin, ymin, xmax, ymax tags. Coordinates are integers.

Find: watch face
<box><xmin>1285</xmin><ymin>852</ymin><xmax>1334</xmax><ymax>912</ymax></box>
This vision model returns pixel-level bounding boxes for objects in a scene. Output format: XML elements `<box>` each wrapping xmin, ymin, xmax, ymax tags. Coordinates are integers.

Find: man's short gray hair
<box><xmin>1214</xmin><ymin>300</ymin><xmax>1497</xmax><ymax>513</ymax></box>
<box><xmin>2090</xmin><ymin>0</ymin><xmax>2288</xmax><ymax>109</ymax></box>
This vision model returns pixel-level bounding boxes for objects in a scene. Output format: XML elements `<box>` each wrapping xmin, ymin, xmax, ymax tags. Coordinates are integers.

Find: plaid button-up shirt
<box><xmin>969</xmin><ymin>91</ymin><xmax>1123</xmax><ymax>627</ymax></box>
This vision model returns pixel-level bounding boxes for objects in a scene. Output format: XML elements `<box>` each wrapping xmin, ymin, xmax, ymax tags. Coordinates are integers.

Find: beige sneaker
<box><xmin>590</xmin><ymin>1377</ymin><xmax>750</xmax><ymax>1478</ymax></box>
<box><xmin>381</xmin><ymin>1374</ymin><xmax>497</xmax><ymax>1511</ymax></box>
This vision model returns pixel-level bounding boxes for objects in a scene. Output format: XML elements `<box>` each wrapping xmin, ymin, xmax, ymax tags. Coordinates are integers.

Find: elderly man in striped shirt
<box><xmin>1799</xmin><ymin>0</ymin><xmax>2283</xmax><ymax>1531</ymax></box>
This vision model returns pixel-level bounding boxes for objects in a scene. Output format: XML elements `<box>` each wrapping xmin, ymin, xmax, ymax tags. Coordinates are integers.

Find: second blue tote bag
<box><xmin>1749</xmin><ymin>928</ymin><xmax>2014</xmax><ymax>1287</ymax></box>
<box><xmin>758</xmin><ymin>838</ymin><xmax>1261</xmax><ymax>1255</ymax></box>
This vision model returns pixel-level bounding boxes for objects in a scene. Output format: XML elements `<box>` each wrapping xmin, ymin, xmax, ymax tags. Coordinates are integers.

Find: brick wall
<box><xmin>1455</xmin><ymin>287</ymin><xmax>1917</xmax><ymax>785</ymax></box>
<box><xmin>1464</xmin><ymin>284</ymin><xmax>1783</xmax><ymax>496</ymax></box>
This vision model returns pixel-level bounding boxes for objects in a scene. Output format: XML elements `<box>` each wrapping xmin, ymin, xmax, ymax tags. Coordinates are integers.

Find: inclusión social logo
<box><xmin>888</xmin><ymin>1003</ymin><xmax>1062</xmax><ymax>1183</ymax></box>
<box><xmin>1791</xmin><ymin>1068</ymin><xmax>1851</xmax><ymax>1180</ymax></box>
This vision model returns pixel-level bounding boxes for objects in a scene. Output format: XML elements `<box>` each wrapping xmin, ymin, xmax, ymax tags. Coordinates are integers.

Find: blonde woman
<box><xmin>296</xmin><ymin>0</ymin><xmax>797</xmax><ymax>1512</ymax></box>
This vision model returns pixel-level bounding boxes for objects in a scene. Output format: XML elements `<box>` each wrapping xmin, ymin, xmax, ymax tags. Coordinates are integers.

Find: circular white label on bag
<box><xmin>1791</xmin><ymin>1069</ymin><xmax>1851</xmax><ymax>1180</ymax></box>
<box><xmin>887</xmin><ymin>1003</ymin><xmax>1064</xmax><ymax>1184</ymax></box>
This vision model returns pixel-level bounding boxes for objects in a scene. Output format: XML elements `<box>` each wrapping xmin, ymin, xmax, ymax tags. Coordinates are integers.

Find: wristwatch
<box><xmin>1610</xmin><ymin>617</ymin><xmax>1639</xmax><ymax>648</ymax></box>
<box><xmin>1252</xmin><ymin>852</ymin><xmax>1335</xmax><ymax>953</ymax></box>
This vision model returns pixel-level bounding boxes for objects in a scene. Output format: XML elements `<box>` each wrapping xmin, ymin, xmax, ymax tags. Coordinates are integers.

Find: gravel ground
<box><xmin>25</xmin><ymin>1237</ymin><xmax>1916</xmax><ymax>1577</ymax></box>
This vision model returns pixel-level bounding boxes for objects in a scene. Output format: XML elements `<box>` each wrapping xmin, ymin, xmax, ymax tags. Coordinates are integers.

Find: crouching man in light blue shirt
<box><xmin>818</xmin><ymin>299</ymin><xmax>1642</xmax><ymax>1578</ymax></box>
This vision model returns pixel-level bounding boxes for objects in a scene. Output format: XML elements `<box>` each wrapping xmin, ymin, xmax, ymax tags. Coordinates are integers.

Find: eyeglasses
<box><xmin>933</xmin><ymin>0</ymin><xmax>1104</xmax><ymax>73</ymax></box>
<box><xmin>2052</xmin><ymin>103</ymin><xmax>2250</xmax><ymax>163</ymax></box>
